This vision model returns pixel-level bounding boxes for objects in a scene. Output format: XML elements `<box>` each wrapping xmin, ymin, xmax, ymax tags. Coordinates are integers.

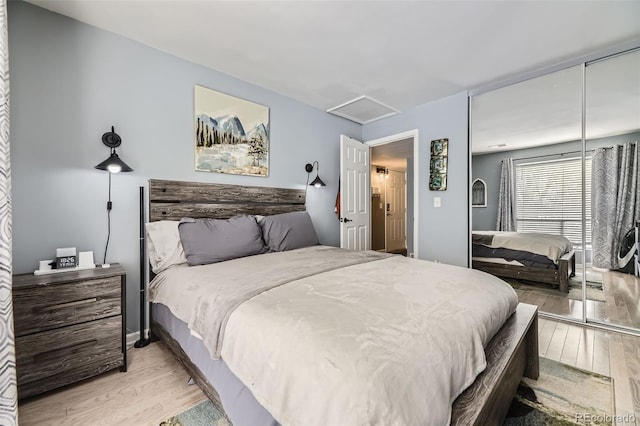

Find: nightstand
<box><xmin>12</xmin><ymin>264</ymin><xmax>127</xmax><ymax>399</ymax></box>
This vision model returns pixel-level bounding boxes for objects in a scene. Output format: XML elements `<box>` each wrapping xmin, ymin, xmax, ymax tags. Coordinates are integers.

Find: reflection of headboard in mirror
<box><xmin>148</xmin><ymin>179</ymin><xmax>306</xmax><ymax>221</ymax></box>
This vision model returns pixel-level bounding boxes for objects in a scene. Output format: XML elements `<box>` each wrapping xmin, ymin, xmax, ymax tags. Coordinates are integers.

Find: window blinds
<box><xmin>515</xmin><ymin>156</ymin><xmax>591</xmax><ymax>246</ymax></box>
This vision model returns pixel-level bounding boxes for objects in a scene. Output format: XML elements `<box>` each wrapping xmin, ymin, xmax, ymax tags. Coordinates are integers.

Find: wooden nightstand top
<box><xmin>13</xmin><ymin>264</ymin><xmax>126</xmax><ymax>289</ymax></box>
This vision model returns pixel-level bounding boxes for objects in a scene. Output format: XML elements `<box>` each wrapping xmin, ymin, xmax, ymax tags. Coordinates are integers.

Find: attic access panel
<box><xmin>327</xmin><ymin>96</ymin><xmax>399</xmax><ymax>124</ymax></box>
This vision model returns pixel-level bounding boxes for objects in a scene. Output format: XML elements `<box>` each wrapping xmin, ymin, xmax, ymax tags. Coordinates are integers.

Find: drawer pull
<box><xmin>40</xmin><ymin>298</ymin><xmax>98</xmax><ymax>311</ymax></box>
<box><xmin>34</xmin><ymin>339</ymin><xmax>98</xmax><ymax>362</ymax></box>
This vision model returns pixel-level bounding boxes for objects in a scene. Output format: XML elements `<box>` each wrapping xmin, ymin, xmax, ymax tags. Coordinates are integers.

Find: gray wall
<box><xmin>363</xmin><ymin>93</ymin><xmax>469</xmax><ymax>267</ymax></box>
<box><xmin>472</xmin><ymin>130</ymin><xmax>640</xmax><ymax>231</ymax></box>
<box><xmin>8</xmin><ymin>1</ymin><xmax>360</xmax><ymax>333</ymax></box>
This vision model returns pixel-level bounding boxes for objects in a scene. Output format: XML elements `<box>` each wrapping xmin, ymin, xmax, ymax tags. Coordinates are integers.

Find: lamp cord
<box><xmin>103</xmin><ymin>172</ymin><xmax>112</xmax><ymax>265</ymax></box>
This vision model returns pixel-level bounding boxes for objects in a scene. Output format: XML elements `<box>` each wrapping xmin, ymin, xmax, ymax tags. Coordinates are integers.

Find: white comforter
<box><xmin>150</xmin><ymin>246</ymin><xmax>518</xmax><ymax>426</ymax></box>
<box><xmin>150</xmin><ymin>246</ymin><xmax>389</xmax><ymax>359</ymax></box>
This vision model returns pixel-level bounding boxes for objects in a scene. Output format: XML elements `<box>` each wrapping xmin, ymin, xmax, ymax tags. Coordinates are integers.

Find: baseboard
<box><xmin>126</xmin><ymin>329</ymin><xmax>150</xmax><ymax>348</ymax></box>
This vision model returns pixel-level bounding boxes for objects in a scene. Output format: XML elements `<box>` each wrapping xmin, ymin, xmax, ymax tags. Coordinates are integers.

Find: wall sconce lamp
<box><xmin>94</xmin><ymin>126</ymin><xmax>133</xmax><ymax>266</ymax></box>
<box><xmin>305</xmin><ymin>161</ymin><xmax>326</xmax><ymax>188</ymax></box>
<box><xmin>95</xmin><ymin>126</ymin><xmax>134</xmax><ymax>173</ymax></box>
<box><xmin>95</xmin><ymin>126</ymin><xmax>148</xmax><ymax>349</ymax></box>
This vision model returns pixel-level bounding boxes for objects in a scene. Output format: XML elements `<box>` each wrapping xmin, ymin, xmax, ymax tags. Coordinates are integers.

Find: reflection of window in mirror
<box><xmin>472</xmin><ymin>178</ymin><xmax>487</xmax><ymax>207</ymax></box>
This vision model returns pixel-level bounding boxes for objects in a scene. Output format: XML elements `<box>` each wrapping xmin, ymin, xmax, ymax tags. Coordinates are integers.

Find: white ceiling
<box><xmin>26</xmin><ymin>0</ymin><xmax>640</xmax><ymax>121</ymax></box>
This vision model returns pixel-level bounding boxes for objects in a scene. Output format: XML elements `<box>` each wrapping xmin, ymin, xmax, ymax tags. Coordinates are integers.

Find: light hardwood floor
<box><xmin>18</xmin><ymin>343</ymin><xmax>207</xmax><ymax>426</ymax></box>
<box><xmin>18</xmin><ymin>321</ymin><xmax>640</xmax><ymax>426</ymax></box>
<box><xmin>516</xmin><ymin>270</ymin><xmax>640</xmax><ymax>329</ymax></box>
<box><xmin>539</xmin><ymin>318</ymin><xmax>640</xmax><ymax>425</ymax></box>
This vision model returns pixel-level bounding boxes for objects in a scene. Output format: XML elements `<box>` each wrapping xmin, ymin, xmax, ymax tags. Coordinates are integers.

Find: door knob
<box><xmin>341</xmin><ymin>217</ymin><xmax>353</xmax><ymax>223</ymax></box>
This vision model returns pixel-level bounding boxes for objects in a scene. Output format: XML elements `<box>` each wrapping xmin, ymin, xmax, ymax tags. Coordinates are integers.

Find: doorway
<box><xmin>369</xmin><ymin>135</ymin><xmax>414</xmax><ymax>256</ymax></box>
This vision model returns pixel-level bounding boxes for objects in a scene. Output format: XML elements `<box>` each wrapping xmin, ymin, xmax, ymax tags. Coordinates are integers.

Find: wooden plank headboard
<box><xmin>148</xmin><ymin>179</ymin><xmax>306</xmax><ymax>221</ymax></box>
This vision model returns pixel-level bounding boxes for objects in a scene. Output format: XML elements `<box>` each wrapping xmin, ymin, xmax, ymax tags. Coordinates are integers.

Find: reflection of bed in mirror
<box><xmin>146</xmin><ymin>179</ymin><xmax>539</xmax><ymax>426</ymax></box>
<box><xmin>472</xmin><ymin>231</ymin><xmax>576</xmax><ymax>292</ymax></box>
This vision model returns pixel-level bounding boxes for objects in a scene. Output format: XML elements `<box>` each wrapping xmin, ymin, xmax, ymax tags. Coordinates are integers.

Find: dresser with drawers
<box><xmin>12</xmin><ymin>264</ymin><xmax>127</xmax><ymax>398</ymax></box>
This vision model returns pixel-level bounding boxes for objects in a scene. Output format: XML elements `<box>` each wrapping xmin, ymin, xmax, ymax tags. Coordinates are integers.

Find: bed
<box><xmin>472</xmin><ymin>231</ymin><xmax>576</xmax><ymax>293</ymax></box>
<box><xmin>146</xmin><ymin>179</ymin><xmax>539</xmax><ymax>426</ymax></box>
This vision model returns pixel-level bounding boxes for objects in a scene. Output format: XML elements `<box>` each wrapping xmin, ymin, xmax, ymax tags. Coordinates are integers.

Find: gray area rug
<box><xmin>504</xmin><ymin>357</ymin><xmax>614</xmax><ymax>425</ymax></box>
<box><xmin>505</xmin><ymin>274</ymin><xmax>605</xmax><ymax>302</ymax></box>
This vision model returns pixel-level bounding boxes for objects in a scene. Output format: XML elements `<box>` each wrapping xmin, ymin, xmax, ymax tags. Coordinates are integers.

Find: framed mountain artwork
<box><xmin>194</xmin><ymin>85</ymin><xmax>270</xmax><ymax>176</ymax></box>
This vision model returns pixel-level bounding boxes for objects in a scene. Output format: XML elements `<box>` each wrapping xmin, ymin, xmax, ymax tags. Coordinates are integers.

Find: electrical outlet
<box><xmin>409</xmin><ymin>252</ymin><xmax>414</xmax><ymax>258</ymax></box>
<box><xmin>434</xmin><ymin>197</ymin><xmax>441</xmax><ymax>208</ymax></box>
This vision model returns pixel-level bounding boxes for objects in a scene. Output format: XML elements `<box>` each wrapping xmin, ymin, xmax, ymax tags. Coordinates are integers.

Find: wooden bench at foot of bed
<box><xmin>473</xmin><ymin>250</ymin><xmax>576</xmax><ymax>293</ymax></box>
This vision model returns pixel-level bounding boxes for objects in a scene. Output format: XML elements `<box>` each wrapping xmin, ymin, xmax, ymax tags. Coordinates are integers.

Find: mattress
<box><xmin>472</xmin><ymin>244</ymin><xmax>556</xmax><ymax>269</ymax></box>
<box><xmin>150</xmin><ymin>246</ymin><xmax>518</xmax><ymax>425</ymax></box>
<box><xmin>472</xmin><ymin>256</ymin><xmax>525</xmax><ymax>266</ymax></box>
<box><xmin>472</xmin><ymin>231</ymin><xmax>572</xmax><ymax>265</ymax></box>
<box><xmin>153</xmin><ymin>303</ymin><xmax>278</xmax><ymax>425</ymax></box>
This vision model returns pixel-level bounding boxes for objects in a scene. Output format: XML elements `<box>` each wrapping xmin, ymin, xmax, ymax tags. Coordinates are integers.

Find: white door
<box><xmin>340</xmin><ymin>135</ymin><xmax>370</xmax><ymax>250</ymax></box>
<box><xmin>385</xmin><ymin>169</ymin><xmax>406</xmax><ymax>252</ymax></box>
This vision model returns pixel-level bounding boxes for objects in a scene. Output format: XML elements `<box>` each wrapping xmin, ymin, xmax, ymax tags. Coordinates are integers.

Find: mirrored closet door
<box><xmin>471</xmin><ymin>65</ymin><xmax>586</xmax><ymax>322</ymax></box>
<box><xmin>585</xmin><ymin>49</ymin><xmax>640</xmax><ymax>331</ymax></box>
<box><xmin>471</xmin><ymin>47</ymin><xmax>640</xmax><ymax>334</ymax></box>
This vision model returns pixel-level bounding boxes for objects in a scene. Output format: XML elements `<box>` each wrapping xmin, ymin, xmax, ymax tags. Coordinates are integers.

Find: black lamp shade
<box><xmin>95</xmin><ymin>152</ymin><xmax>133</xmax><ymax>173</ymax></box>
<box><xmin>310</xmin><ymin>175</ymin><xmax>326</xmax><ymax>187</ymax></box>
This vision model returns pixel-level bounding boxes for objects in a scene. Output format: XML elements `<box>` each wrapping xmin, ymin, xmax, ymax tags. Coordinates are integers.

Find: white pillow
<box><xmin>146</xmin><ymin>220</ymin><xmax>188</xmax><ymax>273</ymax></box>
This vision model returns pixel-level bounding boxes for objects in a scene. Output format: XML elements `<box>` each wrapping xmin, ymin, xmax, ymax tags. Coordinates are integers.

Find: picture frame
<box><xmin>194</xmin><ymin>85</ymin><xmax>270</xmax><ymax>176</ymax></box>
<box><xmin>430</xmin><ymin>155</ymin><xmax>447</xmax><ymax>173</ymax></box>
<box><xmin>430</xmin><ymin>138</ymin><xmax>448</xmax><ymax>156</ymax></box>
<box><xmin>429</xmin><ymin>173</ymin><xmax>447</xmax><ymax>191</ymax></box>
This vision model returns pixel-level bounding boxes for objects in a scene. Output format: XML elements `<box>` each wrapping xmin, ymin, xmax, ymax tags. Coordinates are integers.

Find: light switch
<box><xmin>434</xmin><ymin>197</ymin><xmax>441</xmax><ymax>208</ymax></box>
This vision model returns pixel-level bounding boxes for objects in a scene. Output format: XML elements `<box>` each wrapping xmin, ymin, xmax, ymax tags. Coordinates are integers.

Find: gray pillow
<box><xmin>260</xmin><ymin>211</ymin><xmax>319</xmax><ymax>252</ymax></box>
<box><xmin>178</xmin><ymin>215</ymin><xmax>267</xmax><ymax>266</ymax></box>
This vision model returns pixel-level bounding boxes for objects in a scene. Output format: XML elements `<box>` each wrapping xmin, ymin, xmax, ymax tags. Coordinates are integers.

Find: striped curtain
<box><xmin>0</xmin><ymin>0</ymin><xmax>17</xmax><ymax>424</ymax></box>
<box><xmin>496</xmin><ymin>158</ymin><xmax>517</xmax><ymax>231</ymax></box>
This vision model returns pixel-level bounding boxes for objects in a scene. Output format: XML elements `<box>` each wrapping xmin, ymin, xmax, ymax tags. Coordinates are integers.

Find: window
<box><xmin>515</xmin><ymin>156</ymin><xmax>591</xmax><ymax>247</ymax></box>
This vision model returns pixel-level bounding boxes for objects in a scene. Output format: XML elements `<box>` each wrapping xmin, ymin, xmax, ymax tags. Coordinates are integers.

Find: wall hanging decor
<box><xmin>472</xmin><ymin>178</ymin><xmax>487</xmax><ymax>207</ymax></box>
<box><xmin>429</xmin><ymin>138</ymin><xmax>448</xmax><ymax>191</ymax></box>
<box><xmin>194</xmin><ymin>85</ymin><xmax>270</xmax><ymax>176</ymax></box>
